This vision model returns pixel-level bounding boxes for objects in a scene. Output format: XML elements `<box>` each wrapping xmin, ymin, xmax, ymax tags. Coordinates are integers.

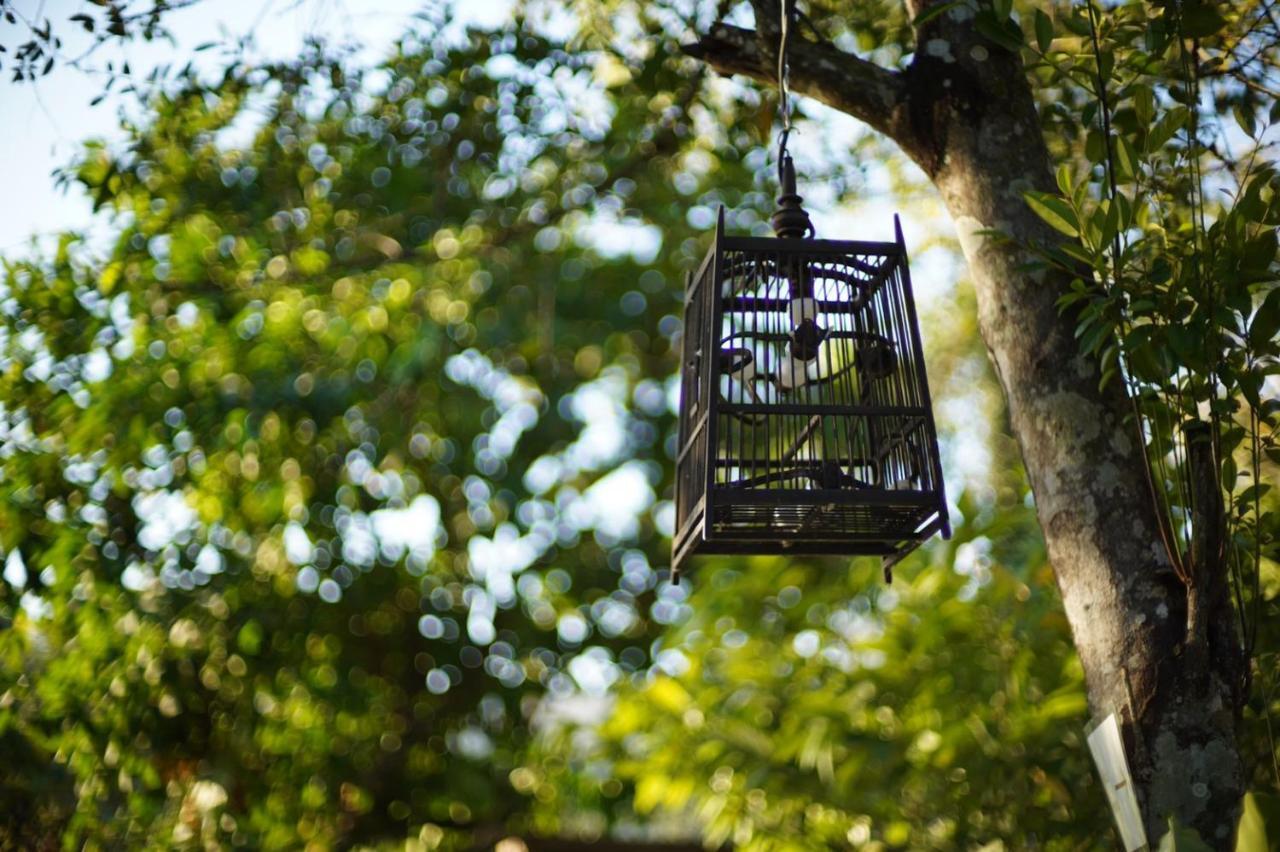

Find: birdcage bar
<box><xmin>723</xmin><ymin>235</ymin><xmax>901</xmax><ymax>254</ymax></box>
<box><xmin>717</xmin><ymin>403</ymin><xmax>929</xmax><ymax>416</ymax></box>
<box><xmin>673</xmin><ymin>207</ymin><xmax>949</xmax><ymax>581</ymax></box>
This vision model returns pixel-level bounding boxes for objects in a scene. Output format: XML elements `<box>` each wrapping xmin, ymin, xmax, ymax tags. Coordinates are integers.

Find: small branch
<box><xmin>682</xmin><ymin>22</ymin><xmax>911</xmax><ymax>148</ymax></box>
<box><xmin>1184</xmin><ymin>419</ymin><xmax>1225</xmax><ymax>672</ymax></box>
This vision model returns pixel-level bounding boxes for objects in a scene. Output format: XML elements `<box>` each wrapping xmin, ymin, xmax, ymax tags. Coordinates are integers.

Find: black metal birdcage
<box><xmin>672</xmin><ymin>170</ymin><xmax>950</xmax><ymax>582</ymax></box>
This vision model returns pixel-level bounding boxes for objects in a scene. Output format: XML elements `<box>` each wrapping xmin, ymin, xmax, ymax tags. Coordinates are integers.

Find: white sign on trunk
<box><xmin>1087</xmin><ymin>712</ymin><xmax>1147</xmax><ymax>851</ymax></box>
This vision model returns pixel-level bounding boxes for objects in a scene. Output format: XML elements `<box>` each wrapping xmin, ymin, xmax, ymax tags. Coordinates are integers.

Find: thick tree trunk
<box><xmin>911</xmin><ymin>24</ymin><xmax>1246</xmax><ymax>848</ymax></box>
<box><xmin>687</xmin><ymin>2</ymin><xmax>1248</xmax><ymax>846</ymax></box>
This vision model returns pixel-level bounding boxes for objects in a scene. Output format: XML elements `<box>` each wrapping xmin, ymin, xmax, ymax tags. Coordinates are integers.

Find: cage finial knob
<box><xmin>771</xmin><ymin>154</ymin><xmax>813</xmax><ymax>238</ymax></box>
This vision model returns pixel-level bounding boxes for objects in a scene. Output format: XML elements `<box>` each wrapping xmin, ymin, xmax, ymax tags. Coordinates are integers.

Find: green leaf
<box><xmin>1179</xmin><ymin>3</ymin><xmax>1227</xmax><ymax>39</ymax></box>
<box><xmin>1086</xmin><ymin>130</ymin><xmax>1107</xmax><ymax>165</ymax></box>
<box><xmin>1238</xmin><ymin>483</ymin><xmax>1273</xmax><ymax>509</ymax></box>
<box><xmin>1056</xmin><ymin>163</ymin><xmax>1073</xmax><ymax>196</ymax></box>
<box><xmin>634</xmin><ymin>774</ymin><xmax>667</xmax><ymax>813</ymax></box>
<box><xmin>1057</xmin><ymin>290</ymin><xmax>1087</xmax><ymax>309</ymax></box>
<box><xmin>1093</xmin><ymin>199</ymin><xmax>1120</xmax><ymax>248</ymax></box>
<box><xmin>1239</xmin><ymin>172</ymin><xmax>1275</xmax><ymax>224</ymax></box>
<box><xmin>1145</xmin><ymin>17</ymin><xmax>1170</xmax><ymax>54</ymax></box>
<box><xmin>1058</xmin><ymin>241</ymin><xmax>1097</xmax><ymax>268</ymax></box>
<box><xmin>993</xmin><ymin>0</ymin><xmax>1013</xmax><ymax>22</ymax></box>
<box><xmin>1130</xmin><ymin>342</ymin><xmax>1167</xmax><ymax>384</ymax></box>
<box><xmin>1115</xmin><ymin>192</ymin><xmax>1133</xmax><ymax>231</ymax></box>
<box><xmin>237</xmin><ymin>620</ymin><xmax>263</xmax><ymax>655</ymax></box>
<box><xmin>1158</xmin><ymin>817</ymin><xmax>1215</xmax><ymax>852</ymax></box>
<box><xmin>975</xmin><ymin>9</ymin><xmax>1025</xmax><ymax>51</ymax></box>
<box><xmin>1072</xmin><ymin>174</ymin><xmax>1089</xmax><ymax>211</ymax></box>
<box><xmin>1024</xmin><ymin>191</ymin><xmax>1080</xmax><ymax>237</ymax></box>
<box><xmin>647</xmin><ymin>676</ymin><xmax>691</xmax><ymax>713</ymax></box>
<box><xmin>1242</xmin><ymin>230</ymin><xmax>1278</xmax><ymax>273</ymax></box>
<box><xmin>1168</xmin><ymin>324</ymin><xmax>1206</xmax><ymax>371</ymax></box>
<box><xmin>1114</xmin><ymin>135</ymin><xmax>1139</xmax><ymax>182</ymax></box>
<box><xmin>1234</xmin><ymin>104</ymin><xmax>1257</xmax><ymax>139</ymax></box>
<box><xmin>1218</xmin><ymin>455</ymin><xmax>1239</xmax><ymax>488</ymax></box>
<box><xmin>1080</xmin><ymin>319</ymin><xmax>1112</xmax><ymax>355</ymax></box>
<box><xmin>1097</xmin><ymin>49</ymin><xmax>1114</xmax><ymax>81</ymax></box>
<box><xmin>1034</xmin><ymin>8</ymin><xmax>1054</xmax><ymax>52</ymax></box>
<box><xmin>1148</xmin><ymin>106</ymin><xmax>1189</xmax><ymax>152</ymax></box>
<box><xmin>1133</xmin><ymin>84</ymin><xmax>1155</xmax><ymax>125</ymax></box>
<box><xmin>1242</xmin><ymin>367</ymin><xmax>1265</xmax><ymax>410</ymax></box>
<box><xmin>1236</xmin><ymin>792</ymin><xmax>1280</xmax><ymax>852</ymax></box>
<box><xmin>1061</xmin><ymin>9</ymin><xmax>1091</xmax><ymax>35</ymax></box>
<box><xmin>1033</xmin><ymin>686</ymin><xmax>1087</xmax><ymax>721</ymax></box>
<box><xmin>1250</xmin><ymin>288</ymin><xmax>1280</xmax><ymax>349</ymax></box>
<box><xmin>912</xmin><ymin>0</ymin><xmax>965</xmax><ymax>27</ymax></box>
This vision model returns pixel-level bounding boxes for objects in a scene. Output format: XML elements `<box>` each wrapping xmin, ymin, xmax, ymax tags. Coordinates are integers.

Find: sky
<box><xmin>0</xmin><ymin>0</ymin><xmax>953</xmax><ymax>251</ymax></box>
<box><xmin>0</xmin><ymin>0</ymin><xmax>514</xmax><ymax>254</ymax></box>
<box><xmin>0</xmin><ymin>0</ymin><xmax>966</xmax><ymax>282</ymax></box>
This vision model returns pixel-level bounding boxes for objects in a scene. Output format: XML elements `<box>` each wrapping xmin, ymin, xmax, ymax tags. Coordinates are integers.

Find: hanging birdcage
<box><xmin>671</xmin><ymin>158</ymin><xmax>949</xmax><ymax>581</ymax></box>
<box><xmin>669</xmin><ymin>0</ymin><xmax>947</xmax><ymax>581</ymax></box>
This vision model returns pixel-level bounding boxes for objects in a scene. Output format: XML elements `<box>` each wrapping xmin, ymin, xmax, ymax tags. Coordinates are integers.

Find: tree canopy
<box><xmin>1</xmin><ymin>1</ymin><xmax>1278</xmax><ymax>850</ymax></box>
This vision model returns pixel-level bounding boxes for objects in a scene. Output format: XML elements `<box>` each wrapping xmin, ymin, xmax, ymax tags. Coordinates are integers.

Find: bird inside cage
<box><xmin>712</xmin><ymin>250</ymin><xmax>922</xmax><ymax>494</ymax></box>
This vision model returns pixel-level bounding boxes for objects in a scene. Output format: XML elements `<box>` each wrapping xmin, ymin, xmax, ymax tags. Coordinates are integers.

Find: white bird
<box><xmin>719</xmin><ymin>346</ymin><xmax>768</xmax><ymax>408</ymax></box>
<box><xmin>776</xmin><ymin>296</ymin><xmax>860</xmax><ymax>393</ymax></box>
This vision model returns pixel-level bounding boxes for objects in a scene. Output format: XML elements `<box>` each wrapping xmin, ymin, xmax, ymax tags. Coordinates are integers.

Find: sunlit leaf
<box><xmin>1024</xmin><ymin>191</ymin><xmax>1080</xmax><ymax>238</ymax></box>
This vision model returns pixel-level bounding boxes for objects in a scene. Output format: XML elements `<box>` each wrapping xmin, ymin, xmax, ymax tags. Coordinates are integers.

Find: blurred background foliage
<box><xmin>0</xmin><ymin>1</ymin><xmax>1276</xmax><ymax>850</ymax></box>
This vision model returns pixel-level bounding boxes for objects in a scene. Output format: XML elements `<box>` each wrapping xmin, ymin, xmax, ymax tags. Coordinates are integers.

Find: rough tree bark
<box><xmin>686</xmin><ymin>1</ymin><xmax>1247</xmax><ymax>846</ymax></box>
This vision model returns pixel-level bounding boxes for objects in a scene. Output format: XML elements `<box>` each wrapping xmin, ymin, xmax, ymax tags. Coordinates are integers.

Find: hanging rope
<box><xmin>777</xmin><ymin>0</ymin><xmax>793</xmax><ymax>187</ymax></box>
<box><xmin>770</xmin><ymin>0</ymin><xmax>813</xmax><ymax>237</ymax></box>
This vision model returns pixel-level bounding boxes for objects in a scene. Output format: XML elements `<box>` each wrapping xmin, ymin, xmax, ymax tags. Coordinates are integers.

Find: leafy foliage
<box><xmin>3</xmin><ymin>0</ymin><xmax>1279</xmax><ymax>849</ymax></box>
<box><xmin>600</xmin><ymin>505</ymin><xmax>1104</xmax><ymax>850</ymax></box>
<box><xmin>1015</xmin><ymin>0</ymin><xmax>1280</xmax><ymax>779</ymax></box>
<box><xmin>0</xmin><ymin>12</ymin><xmax>770</xmax><ymax>846</ymax></box>
<box><xmin>0</xmin><ymin>0</ymin><xmax>202</xmax><ymax>88</ymax></box>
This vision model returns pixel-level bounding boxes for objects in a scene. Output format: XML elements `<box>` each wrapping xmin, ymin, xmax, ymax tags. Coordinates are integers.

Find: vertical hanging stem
<box><xmin>1086</xmin><ymin>1</ymin><xmax>1186</xmax><ymax>580</ymax></box>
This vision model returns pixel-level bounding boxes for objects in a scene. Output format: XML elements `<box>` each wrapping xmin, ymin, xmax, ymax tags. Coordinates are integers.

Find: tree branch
<box><xmin>682</xmin><ymin>23</ymin><xmax>911</xmax><ymax>148</ymax></box>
